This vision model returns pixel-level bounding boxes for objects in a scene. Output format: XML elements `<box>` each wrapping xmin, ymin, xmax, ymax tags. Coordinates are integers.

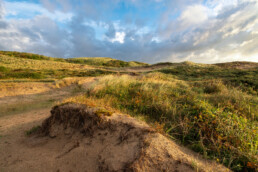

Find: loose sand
<box><xmin>0</xmin><ymin>103</ymin><xmax>230</xmax><ymax>172</ymax></box>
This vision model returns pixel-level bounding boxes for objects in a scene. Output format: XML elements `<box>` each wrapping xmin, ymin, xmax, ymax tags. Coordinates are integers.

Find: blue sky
<box><xmin>0</xmin><ymin>0</ymin><xmax>257</xmax><ymax>63</ymax></box>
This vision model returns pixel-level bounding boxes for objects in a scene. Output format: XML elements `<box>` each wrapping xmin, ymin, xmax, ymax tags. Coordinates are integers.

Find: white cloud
<box><xmin>109</xmin><ymin>32</ymin><xmax>125</xmax><ymax>43</ymax></box>
<box><xmin>0</xmin><ymin>0</ymin><xmax>257</xmax><ymax>63</ymax></box>
<box><xmin>179</xmin><ymin>5</ymin><xmax>209</xmax><ymax>26</ymax></box>
<box><xmin>3</xmin><ymin>1</ymin><xmax>73</xmax><ymax>22</ymax></box>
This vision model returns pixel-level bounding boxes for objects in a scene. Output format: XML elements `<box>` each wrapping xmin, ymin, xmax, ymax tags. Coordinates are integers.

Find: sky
<box><xmin>0</xmin><ymin>0</ymin><xmax>257</xmax><ymax>63</ymax></box>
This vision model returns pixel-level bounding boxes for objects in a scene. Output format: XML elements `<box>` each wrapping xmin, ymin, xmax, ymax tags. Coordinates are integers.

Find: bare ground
<box><xmin>0</xmin><ymin>103</ymin><xmax>230</xmax><ymax>172</ymax></box>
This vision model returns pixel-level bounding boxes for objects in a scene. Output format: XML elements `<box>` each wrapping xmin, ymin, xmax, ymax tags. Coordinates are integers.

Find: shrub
<box><xmin>6</xmin><ymin>70</ymin><xmax>44</xmax><ymax>79</ymax></box>
<box><xmin>0</xmin><ymin>66</ymin><xmax>9</xmax><ymax>72</ymax></box>
<box><xmin>25</xmin><ymin>126</ymin><xmax>41</xmax><ymax>136</ymax></box>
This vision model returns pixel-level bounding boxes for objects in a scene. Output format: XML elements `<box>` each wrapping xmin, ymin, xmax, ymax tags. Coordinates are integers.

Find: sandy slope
<box><xmin>0</xmin><ymin>103</ymin><xmax>230</xmax><ymax>172</ymax></box>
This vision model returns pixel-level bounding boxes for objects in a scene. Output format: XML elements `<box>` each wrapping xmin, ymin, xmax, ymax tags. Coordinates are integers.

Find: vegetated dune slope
<box><xmin>0</xmin><ymin>103</ymin><xmax>230</xmax><ymax>172</ymax></box>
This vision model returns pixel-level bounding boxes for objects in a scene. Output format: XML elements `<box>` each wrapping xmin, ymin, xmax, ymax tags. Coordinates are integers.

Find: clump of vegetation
<box><xmin>0</xmin><ymin>66</ymin><xmax>9</xmax><ymax>72</ymax></box>
<box><xmin>25</xmin><ymin>125</ymin><xmax>41</xmax><ymax>136</ymax></box>
<box><xmin>74</xmin><ymin>73</ymin><xmax>257</xmax><ymax>171</ymax></box>
<box><xmin>0</xmin><ymin>68</ymin><xmax>44</xmax><ymax>79</ymax></box>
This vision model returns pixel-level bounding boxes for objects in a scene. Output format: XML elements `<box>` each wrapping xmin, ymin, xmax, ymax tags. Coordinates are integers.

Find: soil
<box><xmin>0</xmin><ymin>103</ymin><xmax>230</xmax><ymax>172</ymax></box>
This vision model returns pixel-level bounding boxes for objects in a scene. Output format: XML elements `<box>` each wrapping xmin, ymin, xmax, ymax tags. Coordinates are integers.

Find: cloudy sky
<box><xmin>0</xmin><ymin>0</ymin><xmax>257</xmax><ymax>63</ymax></box>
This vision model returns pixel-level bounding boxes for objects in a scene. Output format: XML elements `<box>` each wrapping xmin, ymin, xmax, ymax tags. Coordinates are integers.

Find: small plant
<box><xmin>25</xmin><ymin>126</ymin><xmax>41</xmax><ymax>136</ymax></box>
<box><xmin>191</xmin><ymin>160</ymin><xmax>199</xmax><ymax>172</ymax></box>
<box><xmin>0</xmin><ymin>66</ymin><xmax>9</xmax><ymax>72</ymax></box>
<box><xmin>95</xmin><ymin>109</ymin><xmax>113</xmax><ymax>117</ymax></box>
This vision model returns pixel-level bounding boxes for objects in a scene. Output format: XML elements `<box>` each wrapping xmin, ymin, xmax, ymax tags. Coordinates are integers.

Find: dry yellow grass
<box><xmin>0</xmin><ymin>82</ymin><xmax>53</xmax><ymax>98</ymax></box>
<box><xmin>0</xmin><ymin>77</ymin><xmax>94</xmax><ymax>98</ymax></box>
<box><xmin>0</xmin><ymin>55</ymin><xmax>94</xmax><ymax>70</ymax></box>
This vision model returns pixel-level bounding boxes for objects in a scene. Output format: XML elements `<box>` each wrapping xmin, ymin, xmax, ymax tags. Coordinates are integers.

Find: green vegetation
<box><xmin>0</xmin><ymin>51</ymin><xmax>148</xmax><ymax>68</ymax></box>
<box><xmin>25</xmin><ymin>125</ymin><xmax>41</xmax><ymax>136</ymax></box>
<box><xmin>67</xmin><ymin>57</ymin><xmax>148</xmax><ymax>67</ymax></box>
<box><xmin>0</xmin><ymin>68</ymin><xmax>116</xmax><ymax>79</ymax></box>
<box><xmin>0</xmin><ymin>51</ymin><xmax>147</xmax><ymax>79</ymax></box>
<box><xmin>68</xmin><ymin>72</ymin><xmax>257</xmax><ymax>171</ymax></box>
<box><xmin>0</xmin><ymin>54</ymin><xmax>85</xmax><ymax>70</ymax></box>
<box><xmin>0</xmin><ymin>51</ymin><xmax>65</xmax><ymax>62</ymax></box>
<box><xmin>158</xmin><ymin>64</ymin><xmax>258</xmax><ymax>95</ymax></box>
<box><xmin>0</xmin><ymin>53</ymin><xmax>118</xmax><ymax>79</ymax></box>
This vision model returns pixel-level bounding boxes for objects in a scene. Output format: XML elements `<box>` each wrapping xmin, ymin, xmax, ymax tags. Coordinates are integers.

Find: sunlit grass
<box><xmin>64</xmin><ymin>73</ymin><xmax>257</xmax><ymax>171</ymax></box>
<box><xmin>0</xmin><ymin>54</ymin><xmax>92</xmax><ymax>70</ymax></box>
<box><xmin>67</xmin><ymin>57</ymin><xmax>148</xmax><ymax>67</ymax></box>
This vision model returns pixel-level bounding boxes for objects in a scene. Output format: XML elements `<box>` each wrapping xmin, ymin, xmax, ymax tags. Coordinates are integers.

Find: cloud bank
<box><xmin>0</xmin><ymin>0</ymin><xmax>257</xmax><ymax>63</ymax></box>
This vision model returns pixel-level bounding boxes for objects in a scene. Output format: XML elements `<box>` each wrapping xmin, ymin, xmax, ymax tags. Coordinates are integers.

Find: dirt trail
<box><xmin>0</xmin><ymin>77</ymin><xmax>96</xmax><ymax>117</ymax></box>
<box><xmin>0</xmin><ymin>109</ymin><xmax>50</xmax><ymax>135</ymax></box>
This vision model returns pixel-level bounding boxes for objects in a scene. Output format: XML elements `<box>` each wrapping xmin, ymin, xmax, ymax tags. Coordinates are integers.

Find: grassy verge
<box><xmin>65</xmin><ymin>73</ymin><xmax>257</xmax><ymax>171</ymax></box>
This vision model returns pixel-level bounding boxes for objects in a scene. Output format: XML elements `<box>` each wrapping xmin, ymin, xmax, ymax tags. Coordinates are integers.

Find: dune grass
<box><xmin>0</xmin><ymin>64</ymin><xmax>116</xmax><ymax>79</ymax></box>
<box><xmin>0</xmin><ymin>54</ymin><xmax>88</xmax><ymax>70</ymax></box>
<box><xmin>0</xmin><ymin>51</ymin><xmax>148</xmax><ymax>68</ymax></box>
<box><xmin>0</xmin><ymin>51</ymin><xmax>65</xmax><ymax>61</ymax></box>
<box><xmin>158</xmin><ymin>64</ymin><xmax>258</xmax><ymax>95</ymax></box>
<box><xmin>65</xmin><ymin>73</ymin><xmax>257</xmax><ymax>171</ymax></box>
<box><xmin>67</xmin><ymin>57</ymin><xmax>148</xmax><ymax>67</ymax></box>
<box><xmin>0</xmin><ymin>52</ymin><xmax>144</xmax><ymax>79</ymax></box>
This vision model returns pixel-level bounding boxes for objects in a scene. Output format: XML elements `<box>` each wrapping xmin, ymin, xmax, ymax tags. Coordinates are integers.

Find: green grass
<box><xmin>25</xmin><ymin>125</ymin><xmax>41</xmax><ymax>136</ymax></box>
<box><xmin>70</xmin><ymin>73</ymin><xmax>257</xmax><ymax>171</ymax></box>
<box><xmin>158</xmin><ymin>64</ymin><xmax>258</xmax><ymax>95</ymax></box>
<box><xmin>0</xmin><ymin>66</ymin><xmax>117</xmax><ymax>79</ymax></box>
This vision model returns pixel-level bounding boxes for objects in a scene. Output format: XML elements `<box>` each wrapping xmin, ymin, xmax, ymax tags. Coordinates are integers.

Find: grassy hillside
<box><xmin>66</xmin><ymin>57</ymin><xmax>148</xmax><ymax>67</ymax></box>
<box><xmin>0</xmin><ymin>52</ymin><xmax>120</xmax><ymax>79</ymax></box>
<box><xmin>0</xmin><ymin>51</ymin><xmax>65</xmax><ymax>62</ymax></box>
<box><xmin>0</xmin><ymin>51</ymin><xmax>148</xmax><ymax>68</ymax></box>
<box><xmin>158</xmin><ymin>63</ymin><xmax>258</xmax><ymax>95</ymax></box>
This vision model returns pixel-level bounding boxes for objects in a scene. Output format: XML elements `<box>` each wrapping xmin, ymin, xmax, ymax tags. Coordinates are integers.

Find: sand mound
<box><xmin>30</xmin><ymin>103</ymin><xmax>229</xmax><ymax>172</ymax></box>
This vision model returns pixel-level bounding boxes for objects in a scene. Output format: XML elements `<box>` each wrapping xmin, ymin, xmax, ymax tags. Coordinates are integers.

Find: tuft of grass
<box><xmin>25</xmin><ymin>125</ymin><xmax>41</xmax><ymax>136</ymax></box>
<box><xmin>191</xmin><ymin>160</ymin><xmax>199</xmax><ymax>172</ymax></box>
<box><xmin>0</xmin><ymin>66</ymin><xmax>9</xmax><ymax>72</ymax></box>
<box><xmin>95</xmin><ymin>109</ymin><xmax>113</xmax><ymax>117</ymax></box>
